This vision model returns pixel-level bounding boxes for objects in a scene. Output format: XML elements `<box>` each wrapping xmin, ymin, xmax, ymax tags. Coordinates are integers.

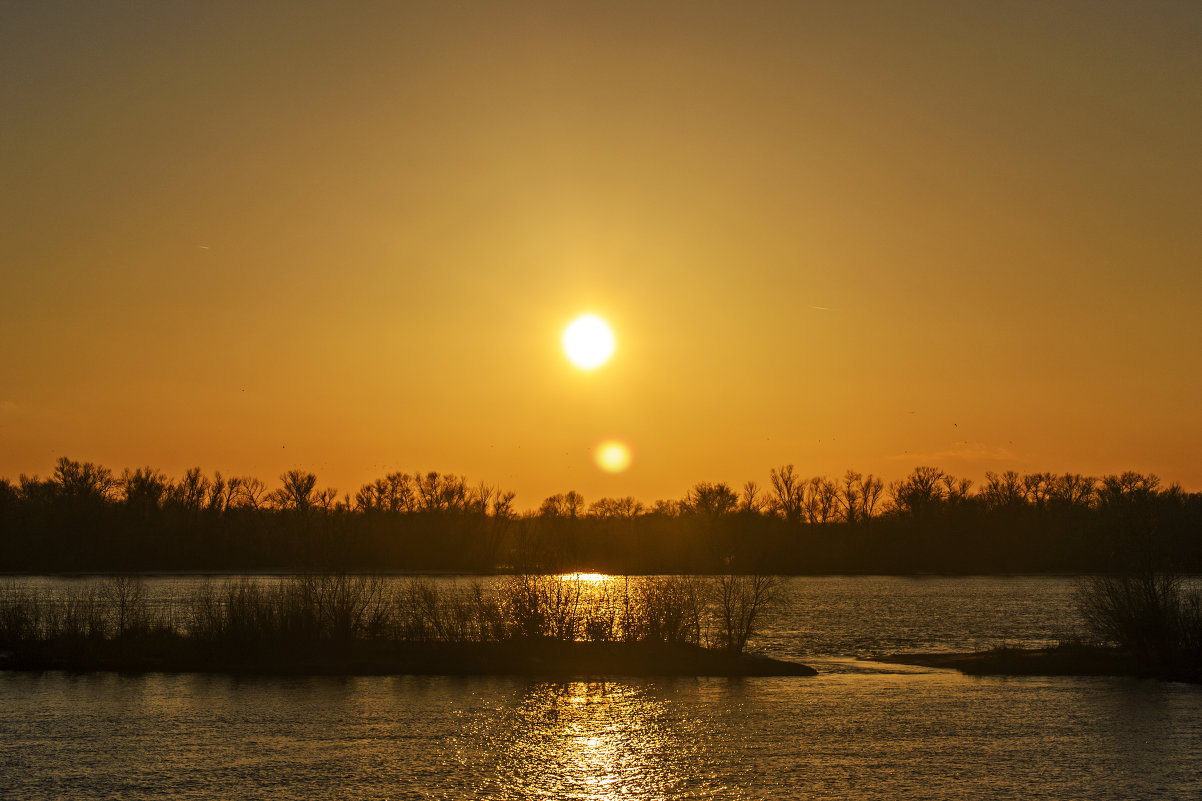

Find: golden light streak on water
<box><xmin>560</xmin><ymin>572</ymin><xmax>611</xmax><ymax>583</ymax></box>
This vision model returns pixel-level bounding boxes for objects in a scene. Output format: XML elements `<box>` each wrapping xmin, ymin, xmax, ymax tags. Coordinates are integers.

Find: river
<box><xmin>2</xmin><ymin>575</ymin><xmax>1199</xmax><ymax>799</ymax></box>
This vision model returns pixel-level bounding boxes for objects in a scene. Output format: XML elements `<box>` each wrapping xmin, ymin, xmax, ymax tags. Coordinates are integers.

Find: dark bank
<box><xmin>3</xmin><ymin>460</ymin><xmax>1199</xmax><ymax>575</ymax></box>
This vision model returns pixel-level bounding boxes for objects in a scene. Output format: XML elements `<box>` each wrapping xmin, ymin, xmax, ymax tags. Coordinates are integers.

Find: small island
<box><xmin>0</xmin><ymin>573</ymin><xmax>815</xmax><ymax>678</ymax></box>
<box><xmin>867</xmin><ymin>645</ymin><xmax>1153</xmax><ymax>679</ymax></box>
<box><xmin>869</xmin><ymin>573</ymin><xmax>1202</xmax><ymax>684</ymax></box>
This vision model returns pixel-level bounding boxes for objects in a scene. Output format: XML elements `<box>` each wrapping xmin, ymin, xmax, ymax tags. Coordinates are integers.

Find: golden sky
<box><xmin>3</xmin><ymin>1</ymin><xmax>1200</xmax><ymax>506</ymax></box>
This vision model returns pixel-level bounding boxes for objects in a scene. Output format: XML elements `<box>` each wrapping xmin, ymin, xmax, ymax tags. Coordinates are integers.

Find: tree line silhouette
<box><xmin>1</xmin><ymin>458</ymin><xmax>1198</xmax><ymax>573</ymax></box>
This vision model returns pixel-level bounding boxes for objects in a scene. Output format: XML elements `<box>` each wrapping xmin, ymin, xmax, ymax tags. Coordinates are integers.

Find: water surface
<box><xmin>2</xmin><ymin>576</ymin><xmax>1198</xmax><ymax>800</ymax></box>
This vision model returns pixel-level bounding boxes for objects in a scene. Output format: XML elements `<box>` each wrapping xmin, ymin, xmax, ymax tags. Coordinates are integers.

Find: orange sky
<box><xmin>2</xmin><ymin>1</ymin><xmax>1200</xmax><ymax>507</ymax></box>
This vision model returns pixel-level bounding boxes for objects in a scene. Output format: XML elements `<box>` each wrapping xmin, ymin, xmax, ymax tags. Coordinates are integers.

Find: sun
<box><xmin>562</xmin><ymin>314</ymin><xmax>615</xmax><ymax>369</ymax></box>
<box><xmin>595</xmin><ymin>441</ymin><xmax>631</xmax><ymax>473</ymax></box>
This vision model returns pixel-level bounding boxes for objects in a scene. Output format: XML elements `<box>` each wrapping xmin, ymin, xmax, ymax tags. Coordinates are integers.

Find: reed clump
<box><xmin>0</xmin><ymin>573</ymin><xmax>786</xmax><ymax>656</ymax></box>
<box><xmin>1075</xmin><ymin>572</ymin><xmax>1202</xmax><ymax>677</ymax></box>
<box><xmin>0</xmin><ymin>578</ymin><xmax>172</xmax><ymax>645</ymax></box>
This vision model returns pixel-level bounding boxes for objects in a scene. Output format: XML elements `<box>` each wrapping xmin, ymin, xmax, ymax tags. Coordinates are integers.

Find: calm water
<box><xmin>2</xmin><ymin>576</ymin><xmax>1200</xmax><ymax>800</ymax></box>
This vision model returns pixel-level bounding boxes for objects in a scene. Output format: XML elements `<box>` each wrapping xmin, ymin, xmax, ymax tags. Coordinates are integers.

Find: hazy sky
<box><xmin>3</xmin><ymin>1</ymin><xmax>1200</xmax><ymax>506</ymax></box>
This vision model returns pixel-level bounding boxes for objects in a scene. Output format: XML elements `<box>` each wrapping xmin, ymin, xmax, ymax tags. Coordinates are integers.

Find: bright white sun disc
<box><xmin>563</xmin><ymin>315</ymin><xmax>615</xmax><ymax>369</ymax></box>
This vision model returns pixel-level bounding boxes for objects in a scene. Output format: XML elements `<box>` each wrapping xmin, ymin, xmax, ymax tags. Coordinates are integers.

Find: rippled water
<box><xmin>2</xmin><ymin>576</ymin><xmax>1200</xmax><ymax>799</ymax></box>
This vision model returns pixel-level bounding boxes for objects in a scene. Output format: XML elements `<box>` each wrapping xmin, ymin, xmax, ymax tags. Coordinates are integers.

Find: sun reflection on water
<box><xmin>470</xmin><ymin>680</ymin><xmax>752</xmax><ymax>800</ymax></box>
<box><xmin>559</xmin><ymin>572</ymin><xmax>612</xmax><ymax>584</ymax></box>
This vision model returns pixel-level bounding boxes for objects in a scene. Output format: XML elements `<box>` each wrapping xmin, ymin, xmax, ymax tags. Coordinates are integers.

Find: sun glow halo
<box><xmin>595</xmin><ymin>441</ymin><xmax>632</xmax><ymax>473</ymax></box>
<box><xmin>563</xmin><ymin>314</ymin><xmax>615</xmax><ymax>369</ymax></box>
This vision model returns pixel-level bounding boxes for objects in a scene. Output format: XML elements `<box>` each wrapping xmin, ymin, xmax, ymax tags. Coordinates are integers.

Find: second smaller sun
<box><xmin>595</xmin><ymin>441</ymin><xmax>632</xmax><ymax>473</ymax></box>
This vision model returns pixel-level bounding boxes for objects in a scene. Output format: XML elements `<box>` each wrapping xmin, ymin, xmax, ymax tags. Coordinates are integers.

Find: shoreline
<box><xmin>868</xmin><ymin>645</ymin><xmax>1202</xmax><ymax>684</ymax></box>
<box><xmin>0</xmin><ymin>570</ymin><xmax>1105</xmax><ymax>579</ymax></box>
<box><xmin>0</xmin><ymin>640</ymin><xmax>818</xmax><ymax>678</ymax></box>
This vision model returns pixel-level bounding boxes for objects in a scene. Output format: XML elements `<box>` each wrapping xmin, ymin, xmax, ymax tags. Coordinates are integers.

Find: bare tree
<box><xmin>206</xmin><ymin>472</ymin><xmax>230</xmax><ymax>512</ymax></box>
<box><xmin>1076</xmin><ymin>571</ymin><xmax>1195</xmax><ymax>661</ymax></box>
<box><xmin>982</xmin><ymin>470</ymin><xmax>1025</xmax><ymax>510</ymax></box>
<box><xmin>468</xmin><ymin>482</ymin><xmax>494</xmax><ymax>515</ymax></box>
<box><xmin>315</xmin><ymin>486</ymin><xmax>338</xmax><ymax>512</ymax></box>
<box><xmin>415</xmin><ymin>471</ymin><xmax>469</xmax><ymax>512</ymax></box>
<box><xmin>52</xmin><ymin>458</ymin><xmax>116</xmax><ymax>502</ymax></box>
<box><xmin>837</xmin><ymin>470</ymin><xmax>862</xmax><ymax>524</ymax></box>
<box><xmin>493</xmin><ymin>490</ymin><xmax>517</xmax><ymax>519</ymax></box>
<box><xmin>415</xmin><ymin>471</ymin><xmax>443</xmax><ymax>510</ymax></box>
<box><xmin>1050</xmin><ymin>473</ymin><xmax>1097</xmax><ymax>508</ymax></box>
<box><xmin>356</xmin><ymin>472</ymin><xmax>416</xmax><ymax>513</ymax></box>
<box><xmin>120</xmin><ymin>467</ymin><xmax>168</xmax><ymax>512</ymax></box>
<box><xmin>740</xmin><ymin>481</ymin><xmax>765</xmax><ymax>514</ymax></box>
<box><xmin>769</xmin><ymin>465</ymin><xmax>804</xmax><ymax>523</ymax></box>
<box><xmin>943</xmin><ymin>474</ymin><xmax>973</xmax><ymax>504</ymax></box>
<box><xmin>650</xmin><ymin>499</ymin><xmax>681</xmax><ymax>517</ymax></box>
<box><xmin>355</xmin><ymin>479</ymin><xmax>389</xmax><ymax>512</ymax></box>
<box><xmin>889</xmin><ymin>466</ymin><xmax>946</xmax><ymax>516</ymax></box>
<box><xmin>232</xmin><ymin>476</ymin><xmax>267</xmax><ymax>510</ymax></box>
<box><xmin>387</xmin><ymin>472</ymin><xmax>416</xmax><ymax>512</ymax></box>
<box><xmin>681</xmin><ymin>482</ymin><xmax>738</xmax><ymax>517</ymax></box>
<box><xmin>861</xmin><ymin>474</ymin><xmax>884</xmax><ymax>518</ymax></box>
<box><xmin>219</xmin><ymin>475</ymin><xmax>244</xmax><ymax>511</ymax></box>
<box><xmin>715</xmin><ymin>573</ymin><xmax>785</xmax><ymax>654</ymax></box>
<box><xmin>539</xmin><ymin>491</ymin><xmax>586</xmax><ymax>518</ymax></box>
<box><xmin>804</xmin><ymin>476</ymin><xmax>838</xmax><ymax>524</ymax></box>
<box><xmin>1098</xmin><ymin>472</ymin><xmax>1161</xmax><ymax>508</ymax></box>
<box><xmin>271</xmin><ymin>470</ymin><xmax>319</xmax><ymax>512</ymax></box>
<box><xmin>168</xmin><ymin>467</ymin><xmax>211</xmax><ymax>512</ymax></box>
<box><xmin>589</xmin><ymin>496</ymin><xmax>645</xmax><ymax>519</ymax></box>
<box><xmin>1023</xmin><ymin>472</ymin><xmax>1055</xmax><ymax>509</ymax></box>
<box><xmin>102</xmin><ymin>576</ymin><xmax>149</xmax><ymax>637</ymax></box>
